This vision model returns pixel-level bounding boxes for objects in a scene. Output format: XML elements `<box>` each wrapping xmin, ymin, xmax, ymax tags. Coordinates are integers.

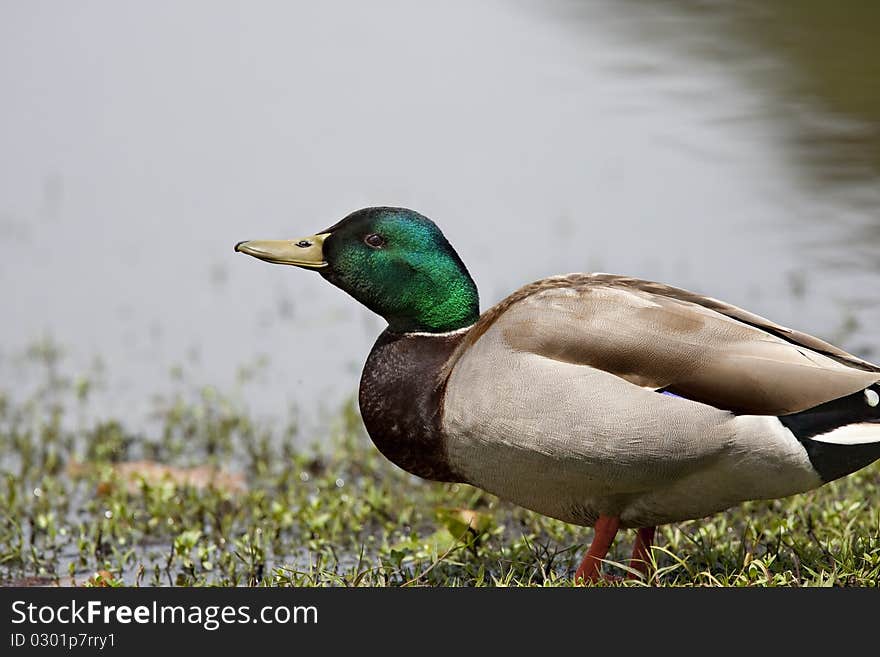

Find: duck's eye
<box><xmin>364</xmin><ymin>233</ymin><xmax>386</xmax><ymax>248</ymax></box>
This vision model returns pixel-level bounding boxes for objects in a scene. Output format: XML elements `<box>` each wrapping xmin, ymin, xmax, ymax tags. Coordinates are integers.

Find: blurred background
<box><xmin>3</xmin><ymin>0</ymin><xmax>880</xmax><ymax>434</ymax></box>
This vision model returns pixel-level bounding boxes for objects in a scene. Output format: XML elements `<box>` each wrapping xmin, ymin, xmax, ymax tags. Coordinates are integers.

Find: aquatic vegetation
<box><xmin>1</xmin><ymin>343</ymin><xmax>878</xmax><ymax>587</ymax></box>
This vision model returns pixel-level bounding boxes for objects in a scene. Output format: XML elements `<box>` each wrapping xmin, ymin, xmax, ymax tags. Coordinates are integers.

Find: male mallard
<box><xmin>235</xmin><ymin>207</ymin><xmax>880</xmax><ymax>582</ymax></box>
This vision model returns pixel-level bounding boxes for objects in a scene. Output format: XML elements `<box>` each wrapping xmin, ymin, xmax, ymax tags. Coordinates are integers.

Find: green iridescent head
<box><xmin>235</xmin><ymin>207</ymin><xmax>480</xmax><ymax>333</ymax></box>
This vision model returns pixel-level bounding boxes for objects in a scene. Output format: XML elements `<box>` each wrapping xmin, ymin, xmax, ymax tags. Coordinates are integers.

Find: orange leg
<box><xmin>575</xmin><ymin>515</ymin><xmax>620</xmax><ymax>583</ymax></box>
<box><xmin>628</xmin><ymin>526</ymin><xmax>656</xmax><ymax>579</ymax></box>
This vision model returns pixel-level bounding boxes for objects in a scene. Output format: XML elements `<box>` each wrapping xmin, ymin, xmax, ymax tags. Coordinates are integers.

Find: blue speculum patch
<box><xmin>660</xmin><ymin>390</ymin><xmax>681</xmax><ymax>398</ymax></box>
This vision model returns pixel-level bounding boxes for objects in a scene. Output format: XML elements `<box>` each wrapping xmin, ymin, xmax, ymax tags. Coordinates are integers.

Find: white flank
<box><xmin>809</xmin><ymin>423</ymin><xmax>880</xmax><ymax>445</ymax></box>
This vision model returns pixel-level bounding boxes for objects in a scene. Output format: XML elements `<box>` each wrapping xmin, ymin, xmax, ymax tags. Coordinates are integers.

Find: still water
<box><xmin>2</xmin><ymin>1</ymin><xmax>879</xmax><ymax>432</ymax></box>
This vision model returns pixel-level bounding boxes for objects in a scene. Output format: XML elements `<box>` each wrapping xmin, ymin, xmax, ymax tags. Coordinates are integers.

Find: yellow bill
<box><xmin>234</xmin><ymin>233</ymin><xmax>330</xmax><ymax>269</ymax></box>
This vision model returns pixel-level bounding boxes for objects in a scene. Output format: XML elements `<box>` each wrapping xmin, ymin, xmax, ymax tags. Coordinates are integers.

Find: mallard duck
<box><xmin>235</xmin><ymin>207</ymin><xmax>880</xmax><ymax>583</ymax></box>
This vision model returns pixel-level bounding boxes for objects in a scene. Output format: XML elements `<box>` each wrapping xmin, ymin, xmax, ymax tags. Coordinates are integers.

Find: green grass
<box><xmin>1</xmin><ymin>341</ymin><xmax>879</xmax><ymax>587</ymax></box>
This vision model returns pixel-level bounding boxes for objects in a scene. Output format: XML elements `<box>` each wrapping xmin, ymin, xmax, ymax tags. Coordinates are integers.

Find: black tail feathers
<box><xmin>779</xmin><ymin>384</ymin><xmax>880</xmax><ymax>482</ymax></box>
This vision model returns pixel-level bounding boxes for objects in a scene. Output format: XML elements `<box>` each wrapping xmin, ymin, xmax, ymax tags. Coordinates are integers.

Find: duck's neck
<box><xmin>358</xmin><ymin>326</ymin><xmax>472</xmax><ymax>482</ymax></box>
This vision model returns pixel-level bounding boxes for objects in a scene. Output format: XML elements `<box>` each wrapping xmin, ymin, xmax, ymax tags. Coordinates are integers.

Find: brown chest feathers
<box><xmin>358</xmin><ymin>329</ymin><xmax>469</xmax><ymax>482</ymax></box>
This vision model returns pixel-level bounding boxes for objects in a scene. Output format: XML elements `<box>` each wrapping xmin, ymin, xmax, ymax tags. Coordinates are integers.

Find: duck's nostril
<box><xmin>296</xmin><ymin>240</ymin><xmax>312</xmax><ymax>248</ymax></box>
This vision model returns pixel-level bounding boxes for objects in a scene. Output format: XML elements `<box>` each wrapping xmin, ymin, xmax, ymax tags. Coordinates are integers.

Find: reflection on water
<box><xmin>711</xmin><ymin>1</ymin><xmax>879</xmax><ymax>186</ymax></box>
<box><xmin>2</xmin><ymin>0</ymin><xmax>879</xmax><ymax>432</ymax></box>
<box><xmin>603</xmin><ymin>1</ymin><xmax>880</xmax><ymax>254</ymax></box>
<box><xmin>600</xmin><ymin>1</ymin><xmax>880</xmax><ymax>189</ymax></box>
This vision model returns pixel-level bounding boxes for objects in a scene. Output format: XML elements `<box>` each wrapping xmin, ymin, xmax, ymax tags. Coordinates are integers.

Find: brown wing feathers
<box><xmin>452</xmin><ymin>274</ymin><xmax>880</xmax><ymax>416</ymax></box>
<box><xmin>592</xmin><ymin>274</ymin><xmax>880</xmax><ymax>374</ymax></box>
